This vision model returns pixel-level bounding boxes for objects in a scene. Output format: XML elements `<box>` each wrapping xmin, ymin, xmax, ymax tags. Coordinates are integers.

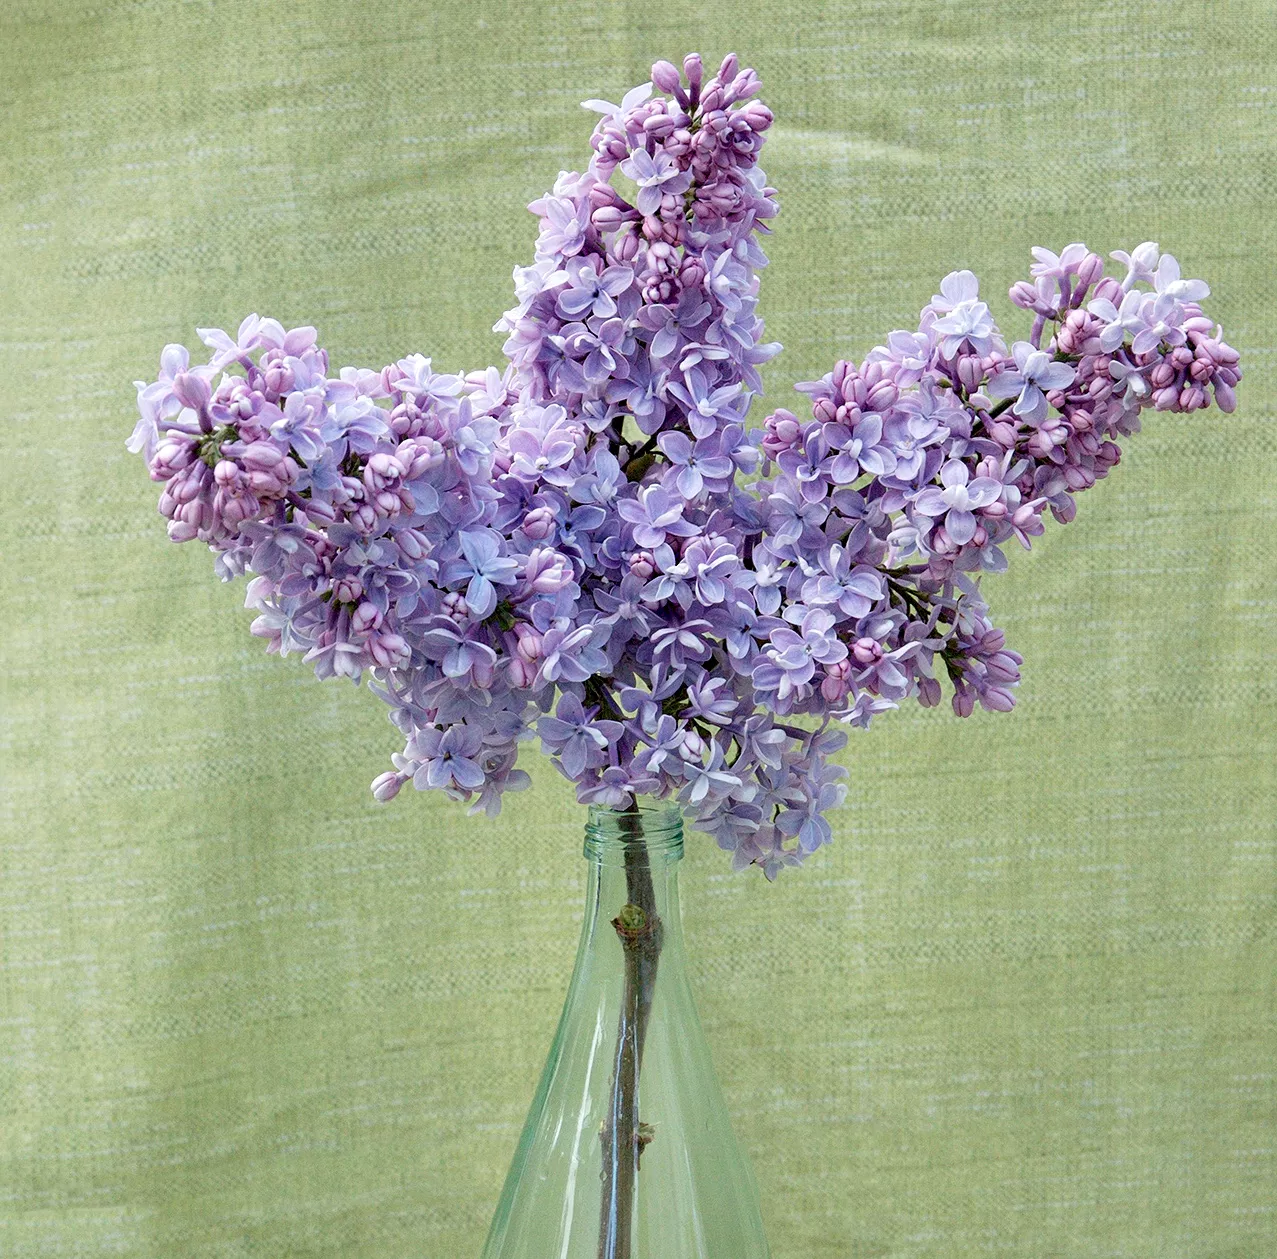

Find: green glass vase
<box><xmin>480</xmin><ymin>803</ymin><xmax>771</xmax><ymax>1259</ymax></box>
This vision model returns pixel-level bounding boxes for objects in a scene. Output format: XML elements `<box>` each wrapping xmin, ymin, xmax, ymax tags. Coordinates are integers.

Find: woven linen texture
<box><xmin>2</xmin><ymin>2</ymin><xmax>1274</xmax><ymax>1255</ymax></box>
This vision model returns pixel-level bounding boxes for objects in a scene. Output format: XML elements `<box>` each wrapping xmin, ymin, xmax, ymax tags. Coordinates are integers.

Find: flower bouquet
<box><xmin>129</xmin><ymin>52</ymin><xmax>1239</xmax><ymax>1259</ymax></box>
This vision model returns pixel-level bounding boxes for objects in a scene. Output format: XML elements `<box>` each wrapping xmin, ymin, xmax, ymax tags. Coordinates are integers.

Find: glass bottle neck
<box><xmin>582</xmin><ymin>804</ymin><xmax>685</xmax><ymax>956</ymax></box>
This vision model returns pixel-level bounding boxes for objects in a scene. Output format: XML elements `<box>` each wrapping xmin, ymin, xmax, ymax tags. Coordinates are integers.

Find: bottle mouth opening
<box><xmin>584</xmin><ymin>802</ymin><xmax>684</xmax><ymax>862</ymax></box>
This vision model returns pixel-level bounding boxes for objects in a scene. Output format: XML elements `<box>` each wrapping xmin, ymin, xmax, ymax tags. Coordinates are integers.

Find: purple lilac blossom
<box><xmin>130</xmin><ymin>54</ymin><xmax>1241</xmax><ymax>878</ymax></box>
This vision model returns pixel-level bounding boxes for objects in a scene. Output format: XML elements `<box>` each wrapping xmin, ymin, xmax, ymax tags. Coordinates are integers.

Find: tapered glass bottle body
<box><xmin>480</xmin><ymin>804</ymin><xmax>770</xmax><ymax>1259</ymax></box>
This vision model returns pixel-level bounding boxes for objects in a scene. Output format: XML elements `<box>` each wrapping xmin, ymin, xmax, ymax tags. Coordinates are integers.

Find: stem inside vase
<box><xmin>597</xmin><ymin>807</ymin><xmax>664</xmax><ymax>1259</ymax></box>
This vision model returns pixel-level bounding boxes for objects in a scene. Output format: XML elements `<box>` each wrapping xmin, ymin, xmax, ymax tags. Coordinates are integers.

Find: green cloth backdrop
<box><xmin>3</xmin><ymin>1</ymin><xmax>1274</xmax><ymax>1255</ymax></box>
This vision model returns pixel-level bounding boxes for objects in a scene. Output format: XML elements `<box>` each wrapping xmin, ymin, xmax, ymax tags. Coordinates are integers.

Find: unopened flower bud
<box><xmin>371</xmin><ymin>771</ymin><xmax>405</xmax><ymax>802</ymax></box>
<box><xmin>368</xmin><ymin>630</ymin><xmax>410</xmax><ymax>669</ymax></box>
<box><xmin>612</xmin><ymin>228</ymin><xmax>641</xmax><ymax>262</ymax></box>
<box><xmin>987</xmin><ymin>419</ymin><xmax>1019</xmax><ymax>449</ymax></box>
<box><xmin>524</xmin><ymin>546</ymin><xmax>572</xmax><ymax>593</ymax></box>
<box><xmin>852</xmin><ymin>637</ymin><xmax>883</xmax><ymax>666</ymax></box>
<box><xmin>241</xmin><ymin>441</ymin><xmax>287</xmax><ymax>472</ymax></box>
<box><xmin>521</xmin><ymin>506</ymin><xmax>557</xmax><ymax>541</ymax></box>
<box><xmin>628</xmin><ymin>551</ymin><xmax>656</xmax><ymax>580</ymax></box>
<box><xmin>442</xmin><ymin>592</ymin><xmax>468</xmax><ymax>624</ymax></box>
<box><xmin>150</xmin><ymin>438</ymin><xmax>194</xmax><ymax>480</ymax></box>
<box><xmin>650</xmin><ymin>59</ymin><xmax>682</xmax><ymax>93</ymax></box>
<box><xmin>332</xmin><ymin>574</ymin><xmax>363</xmax><ymax>604</ymax></box>
<box><xmin>513</xmin><ymin>623</ymin><xmax>544</xmax><ymax>663</ymax></box>
<box><xmin>352</xmin><ymin>601</ymin><xmax>383</xmax><ymax>635</ymax></box>
<box><xmin>1179</xmin><ymin>383</ymin><xmax>1206</xmax><ymax>411</ymax></box>
<box><xmin>173</xmin><ymin>371</ymin><xmax>211</xmax><ymax>411</ymax></box>
<box><xmin>1009</xmin><ymin>280</ymin><xmax>1038</xmax><ymax>311</ymax></box>
<box><xmin>1073</xmin><ymin>252</ymin><xmax>1105</xmax><ymax>296</ymax></box>
<box><xmin>364</xmin><ymin>451</ymin><xmax>404</xmax><ymax>493</ymax></box>
<box><xmin>506</xmin><ymin>657</ymin><xmax>537</xmax><ymax>688</ymax></box>
<box><xmin>396</xmin><ymin>437</ymin><xmax>444</xmax><ymax>479</ymax></box>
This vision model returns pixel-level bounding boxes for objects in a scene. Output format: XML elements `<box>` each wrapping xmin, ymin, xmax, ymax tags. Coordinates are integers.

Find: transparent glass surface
<box><xmin>480</xmin><ymin>804</ymin><xmax>771</xmax><ymax>1259</ymax></box>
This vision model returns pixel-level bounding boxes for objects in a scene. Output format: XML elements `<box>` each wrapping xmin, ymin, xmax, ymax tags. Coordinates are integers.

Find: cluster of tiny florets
<box><xmin>130</xmin><ymin>54</ymin><xmax>1240</xmax><ymax>879</ymax></box>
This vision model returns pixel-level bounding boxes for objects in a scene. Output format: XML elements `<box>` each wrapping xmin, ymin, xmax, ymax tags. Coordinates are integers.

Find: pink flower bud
<box><xmin>349</xmin><ymin>502</ymin><xmax>378</xmax><ymax>533</ymax></box>
<box><xmin>957</xmin><ymin>354</ymin><xmax>984</xmax><ymax>392</ymax></box>
<box><xmin>352</xmin><ymin>601</ymin><xmax>383</xmax><ymax>635</ymax></box>
<box><xmin>987</xmin><ymin>419</ymin><xmax>1019</xmax><ymax>449</ymax></box>
<box><xmin>373</xmin><ymin>486</ymin><xmax>410</xmax><ymax>518</ymax></box>
<box><xmin>332</xmin><ymin>575</ymin><xmax>363</xmax><ymax>604</ymax></box>
<box><xmin>613</xmin><ymin>228</ymin><xmax>641</xmax><ymax>263</ymax></box>
<box><xmin>371</xmin><ymin>772</ymin><xmax>404</xmax><ymax>802</ymax></box>
<box><xmin>628</xmin><ymin>551</ymin><xmax>656</xmax><ymax>580</ymax></box>
<box><xmin>1092</xmin><ymin>276</ymin><xmax>1122</xmax><ymax>303</ymax></box>
<box><xmin>513</xmin><ymin>623</ymin><xmax>544</xmax><ymax>663</ymax></box>
<box><xmin>979</xmin><ymin>685</ymin><xmax>1017</xmax><ymax>713</ymax></box>
<box><xmin>173</xmin><ymin>371</ymin><xmax>211</xmax><ymax>411</ymax></box>
<box><xmin>396</xmin><ymin>529</ymin><xmax>429</xmax><ymax>562</ymax></box>
<box><xmin>678</xmin><ymin>256</ymin><xmax>705</xmax><ymax>288</ymax></box>
<box><xmin>171</xmin><ymin>467</ymin><xmax>203</xmax><ymax>505</ymax></box>
<box><xmin>368</xmin><ymin>631</ymin><xmax>410</xmax><ymax>669</ymax></box>
<box><xmin>240</xmin><ymin>441</ymin><xmax>288</xmax><ymax>472</ymax></box>
<box><xmin>1062</xmin><ymin>463</ymin><xmax>1094</xmax><ymax>490</ymax></box>
<box><xmin>396</xmin><ymin>437</ymin><xmax>444</xmax><ymax>479</ymax></box>
<box><xmin>1009</xmin><ymin>280</ymin><xmax>1039</xmax><ymax>310</ymax></box>
<box><xmin>866</xmin><ymin>381</ymin><xmax>898</xmax><ymax>411</ymax></box>
<box><xmin>521</xmin><ymin>506</ymin><xmax>557</xmax><ymax>541</ymax></box>
<box><xmin>150</xmin><ymin>438</ymin><xmax>194</xmax><ymax>480</ymax></box>
<box><xmin>506</xmin><ymin>657</ymin><xmax>537</xmax><ymax>688</ymax></box>
<box><xmin>523</xmin><ymin>547</ymin><xmax>572</xmax><ymax>594</ymax></box>
<box><xmin>592</xmin><ymin>205</ymin><xmax>627</xmax><ymax>233</ymax></box>
<box><xmin>364</xmin><ymin>451</ymin><xmax>405</xmax><ymax>493</ymax></box>
<box><xmin>851</xmin><ymin>637</ymin><xmax>883</xmax><ymax>666</ymax></box>
<box><xmin>650</xmin><ymin>59</ymin><xmax>682</xmax><ymax>93</ymax></box>
<box><xmin>229</xmin><ymin>496</ymin><xmax>262</xmax><ymax>528</ymax></box>
<box><xmin>1074</xmin><ymin>252</ymin><xmax>1105</xmax><ymax>294</ymax></box>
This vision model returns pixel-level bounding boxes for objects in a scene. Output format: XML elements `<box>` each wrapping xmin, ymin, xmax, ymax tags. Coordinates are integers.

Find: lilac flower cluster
<box><xmin>130</xmin><ymin>55</ymin><xmax>1241</xmax><ymax>878</ymax></box>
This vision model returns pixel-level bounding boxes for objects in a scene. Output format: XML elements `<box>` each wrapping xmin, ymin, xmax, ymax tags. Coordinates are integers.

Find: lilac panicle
<box><xmin>130</xmin><ymin>56</ymin><xmax>1241</xmax><ymax>879</ymax></box>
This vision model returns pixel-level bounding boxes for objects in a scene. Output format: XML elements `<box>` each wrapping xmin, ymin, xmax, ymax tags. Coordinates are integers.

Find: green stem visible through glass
<box><xmin>597</xmin><ymin>805</ymin><xmax>664</xmax><ymax>1259</ymax></box>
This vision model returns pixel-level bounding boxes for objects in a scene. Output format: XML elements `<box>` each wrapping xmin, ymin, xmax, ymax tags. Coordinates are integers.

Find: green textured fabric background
<box><xmin>2</xmin><ymin>1</ymin><xmax>1275</xmax><ymax>1255</ymax></box>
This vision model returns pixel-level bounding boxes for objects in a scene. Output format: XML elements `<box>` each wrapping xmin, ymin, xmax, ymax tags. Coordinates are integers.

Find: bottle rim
<box><xmin>583</xmin><ymin>802</ymin><xmax>684</xmax><ymax>862</ymax></box>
